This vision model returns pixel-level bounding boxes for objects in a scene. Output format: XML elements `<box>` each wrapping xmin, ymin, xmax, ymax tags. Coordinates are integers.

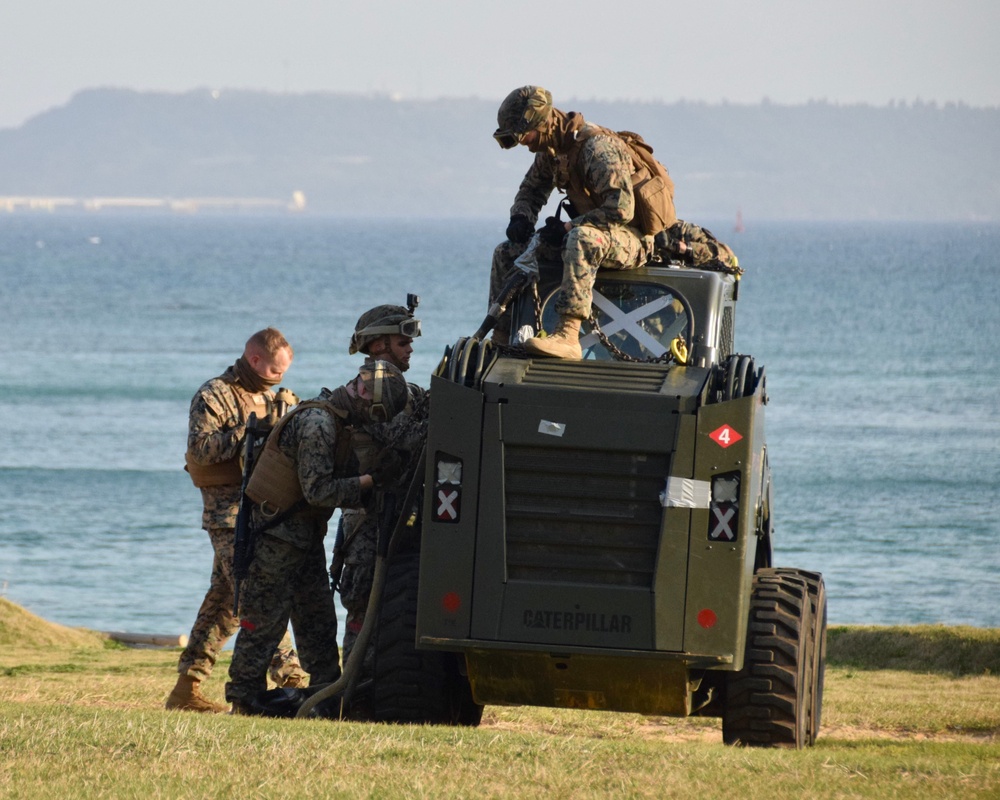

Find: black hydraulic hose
<box><xmin>471</xmin><ymin>269</ymin><xmax>530</xmax><ymax>340</ymax></box>
<box><xmin>295</xmin><ymin>444</ymin><xmax>428</xmax><ymax>719</ymax></box>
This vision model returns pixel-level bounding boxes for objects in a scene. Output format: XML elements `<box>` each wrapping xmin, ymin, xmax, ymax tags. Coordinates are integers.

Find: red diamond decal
<box><xmin>709</xmin><ymin>424</ymin><xmax>743</xmax><ymax>448</ymax></box>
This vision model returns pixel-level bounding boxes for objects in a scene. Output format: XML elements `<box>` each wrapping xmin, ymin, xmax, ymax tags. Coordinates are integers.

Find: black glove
<box><xmin>538</xmin><ymin>216</ymin><xmax>567</xmax><ymax>247</ymax></box>
<box><xmin>654</xmin><ymin>229</ymin><xmax>689</xmax><ymax>261</ymax></box>
<box><xmin>506</xmin><ymin>214</ymin><xmax>534</xmax><ymax>244</ymax></box>
<box><xmin>370</xmin><ymin>447</ymin><xmax>406</xmax><ymax>488</ymax></box>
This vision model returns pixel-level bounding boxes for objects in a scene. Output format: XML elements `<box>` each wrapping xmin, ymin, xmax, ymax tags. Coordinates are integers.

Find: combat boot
<box><xmin>269</xmin><ymin>648</ymin><xmax>308</xmax><ymax>689</ymax></box>
<box><xmin>165</xmin><ymin>675</ymin><xmax>229</xmax><ymax>714</ymax></box>
<box><xmin>523</xmin><ymin>316</ymin><xmax>583</xmax><ymax>360</ymax></box>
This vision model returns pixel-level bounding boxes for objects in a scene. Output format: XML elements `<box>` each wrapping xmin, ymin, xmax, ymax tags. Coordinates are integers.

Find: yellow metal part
<box><xmin>465</xmin><ymin>649</ymin><xmax>695</xmax><ymax>717</ymax></box>
<box><xmin>670</xmin><ymin>336</ymin><xmax>690</xmax><ymax>365</ymax></box>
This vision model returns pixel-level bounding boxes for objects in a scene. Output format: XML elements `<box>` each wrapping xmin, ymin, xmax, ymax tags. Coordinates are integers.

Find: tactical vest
<box><xmin>185</xmin><ymin>379</ymin><xmax>276</xmax><ymax>489</ymax></box>
<box><xmin>245</xmin><ymin>399</ymin><xmax>355</xmax><ymax>516</ymax></box>
<box><xmin>560</xmin><ymin>125</ymin><xmax>677</xmax><ymax>236</ymax></box>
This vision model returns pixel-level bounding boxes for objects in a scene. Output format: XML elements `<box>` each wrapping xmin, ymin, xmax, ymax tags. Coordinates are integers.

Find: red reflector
<box><xmin>697</xmin><ymin>609</ymin><xmax>717</xmax><ymax>629</ymax></box>
<box><xmin>442</xmin><ymin>592</ymin><xmax>461</xmax><ymax>613</ymax></box>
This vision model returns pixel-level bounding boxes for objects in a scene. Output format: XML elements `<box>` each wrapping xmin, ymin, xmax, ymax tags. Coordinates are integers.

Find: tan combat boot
<box><xmin>165</xmin><ymin>675</ymin><xmax>229</xmax><ymax>713</ymax></box>
<box><xmin>269</xmin><ymin>648</ymin><xmax>308</xmax><ymax>689</ymax></box>
<box><xmin>523</xmin><ymin>316</ymin><xmax>583</xmax><ymax>360</ymax></box>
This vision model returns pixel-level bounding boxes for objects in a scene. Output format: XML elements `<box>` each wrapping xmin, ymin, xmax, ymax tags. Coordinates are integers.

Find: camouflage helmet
<box><xmin>349</xmin><ymin>304</ymin><xmax>422</xmax><ymax>355</ymax></box>
<box><xmin>493</xmin><ymin>86</ymin><xmax>553</xmax><ymax>149</ymax></box>
<box><xmin>357</xmin><ymin>359</ymin><xmax>409</xmax><ymax>424</ymax></box>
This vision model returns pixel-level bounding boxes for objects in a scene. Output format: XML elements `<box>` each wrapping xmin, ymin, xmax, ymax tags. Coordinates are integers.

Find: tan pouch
<box><xmin>245</xmin><ymin>442</ymin><xmax>303</xmax><ymax>514</ymax></box>
<box><xmin>184</xmin><ymin>451</ymin><xmax>243</xmax><ymax>488</ymax></box>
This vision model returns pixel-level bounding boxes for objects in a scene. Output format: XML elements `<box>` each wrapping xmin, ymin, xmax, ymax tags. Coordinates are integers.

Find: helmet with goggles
<box><xmin>493</xmin><ymin>85</ymin><xmax>553</xmax><ymax>149</ymax></box>
<box><xmin>349</xmin><ymin>304</ymin><xmax>422</xmax><ymax>355</ymax></box>
<box><xmin>356</xmin><ymin>359</ymin><xmax>409</xmax><ymax>424</ymax></box>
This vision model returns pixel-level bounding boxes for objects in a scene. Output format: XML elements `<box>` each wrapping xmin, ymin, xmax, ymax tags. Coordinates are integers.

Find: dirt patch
<box><xmin>482</xmin><ymin>713</ymin><xmax>997</xmax><ymax>745</ymax></box>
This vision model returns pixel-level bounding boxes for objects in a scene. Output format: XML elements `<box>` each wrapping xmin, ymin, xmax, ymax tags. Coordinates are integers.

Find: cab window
<box><xmin>540</xmin><ymin>280</ymin><xmax>690</xmax><ymax>361</ymax></box>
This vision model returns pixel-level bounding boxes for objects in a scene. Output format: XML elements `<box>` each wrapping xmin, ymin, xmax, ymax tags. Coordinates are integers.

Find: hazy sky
<box><xmin>2</xmin><ymin>0</ymin><xmax>996</xmax><ymax>129</ymax></box>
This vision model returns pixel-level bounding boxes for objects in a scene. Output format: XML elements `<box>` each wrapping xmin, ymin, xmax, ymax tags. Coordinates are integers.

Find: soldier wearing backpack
<box><xmin>225</xmin><ymin>360</ymin><xmax>409</xmax><ymax>715</ymax></box>
<box><xmin>490</xmin><ymin>85</ymin><xmax>677</xmax><ymax>359</ymax></box>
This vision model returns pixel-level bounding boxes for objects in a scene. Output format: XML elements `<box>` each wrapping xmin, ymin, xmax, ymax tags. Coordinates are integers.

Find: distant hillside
<box><xmin>1</xmin><ymin>88</ymin><xmax>997</xmax><ymax>221</ymax></box>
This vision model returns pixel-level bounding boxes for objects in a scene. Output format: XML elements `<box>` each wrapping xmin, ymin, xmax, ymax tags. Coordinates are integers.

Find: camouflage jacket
<box><xmin>253</xmin><ymin>387</ymin><xmax>364</xmax><ymax>551</ymax></box>
<box><xmin>510</xmin><ymin>114</ymin><xmax>636</xmax><ymax>232</ymax></box>
<box><xmin>188</xmin><ymin>367</ymin><xmax>278</xmax><ymax>531</ymax></box>
<box><xmin>341</xmin><ymin>382</ymin><xmax>428</xmax><ymax>540</ymax></box>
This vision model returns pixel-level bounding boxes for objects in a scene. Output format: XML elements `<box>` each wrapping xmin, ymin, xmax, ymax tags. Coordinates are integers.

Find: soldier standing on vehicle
<box><xmin>491</xmin><ymin>85</ymin><xmax>677</xmax><ymax>359</ymax></box>
<box><xmin>335</xmin><ymin>301</ymin><xmax>427</xmax><ymax>673</ymax></box>
<box><xmin>226</xmin><ymin>360</ymin><xmax>410</xmax><ymax>715</ymax></box>
<box><xmin>167</xmin><ymin>328</ymin><xmax>305</xmax><ymax>714</ymax></box>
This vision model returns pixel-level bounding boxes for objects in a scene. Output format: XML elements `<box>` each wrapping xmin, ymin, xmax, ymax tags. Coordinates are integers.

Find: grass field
<box><xmin>1</xmin><ymin>597</ymin><xmax>998</xmax><ymax>799</ymax></box>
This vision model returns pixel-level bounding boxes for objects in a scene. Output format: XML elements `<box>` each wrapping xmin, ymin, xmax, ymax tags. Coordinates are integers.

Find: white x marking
<box><xmin>710</xmin><ymin>506</ymin><xmax>736</xmax><ymax>540</ymax></box>
<box><xmin>437</xmin><ymin>488</ymin><xmax>459</xmax><ymax>520</ymax></box>
<box><xmin>579</xmin><ymin>290</ymin><xmax>677</xmax><ymax>356</ymax></box>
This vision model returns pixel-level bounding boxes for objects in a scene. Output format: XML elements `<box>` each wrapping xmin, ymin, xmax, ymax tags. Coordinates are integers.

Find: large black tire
<box><xmin>723</xmin><ymin>569</ymin><xmax>813</xmax><ymax>748</ymax></box>
<box><xmin>368</xmin><ymin>547</ymin><xmax>483</xmax><ymax>726</ymax></box>
<box><xmin>775</xmin><ymin>568</ymin><xmax>827</xmax><ymax>745</ymax></box>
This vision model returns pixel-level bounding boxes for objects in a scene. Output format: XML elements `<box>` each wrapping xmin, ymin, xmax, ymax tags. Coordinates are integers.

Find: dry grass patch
<box><xmin>2</xmin><ymin>603</ymin><xmax>1000</xmax><ymax>798</ymax></box>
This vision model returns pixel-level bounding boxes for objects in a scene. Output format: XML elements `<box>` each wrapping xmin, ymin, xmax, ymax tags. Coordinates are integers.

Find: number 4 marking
<box><xmin>709</xmin><ymin>424</ymin><xmax>743</xmax><ymax>449</ymax></box>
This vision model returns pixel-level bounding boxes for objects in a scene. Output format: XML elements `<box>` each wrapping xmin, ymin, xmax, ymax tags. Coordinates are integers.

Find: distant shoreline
<box><xmin>3</xmin><ymin>88</ymin><xmax>997</xmax><ymax>221</ymax></box>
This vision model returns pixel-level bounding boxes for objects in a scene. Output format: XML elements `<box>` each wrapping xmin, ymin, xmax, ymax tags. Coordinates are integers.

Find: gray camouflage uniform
<box><xmin>177</xmin><ymin>368</ymin><xmax>300</xmax><ymax>685</ymax></box>
<box><xmin>226</xmin><ymin>388</ymin><xmax>364</xmax><ymax>704</ymax></box>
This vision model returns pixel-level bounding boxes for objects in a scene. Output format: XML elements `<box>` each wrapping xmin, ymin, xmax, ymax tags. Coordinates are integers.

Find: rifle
<box><xmin>233</xmin><ymin>412</ymin><xmax>261</xmax><ymax>615</ymax></box>
<box><xmin>329</xmin><ymin>515</ymin><xmax>347</xmax><ymax>591</ymax></box>
<box><xmin>470</xmin><ymin>230</ymin><xmax>545</xmax><ymax>341</ymax></box>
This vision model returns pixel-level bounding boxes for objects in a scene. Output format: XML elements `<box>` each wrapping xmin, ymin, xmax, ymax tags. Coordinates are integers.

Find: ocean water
<box><xmin>1</xmin><ymin>214</ymin><xmax>998</xmax><ymax>638</ymax></box>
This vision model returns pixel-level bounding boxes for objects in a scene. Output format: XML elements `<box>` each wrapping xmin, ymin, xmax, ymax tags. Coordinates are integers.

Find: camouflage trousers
<box><xmin>338</xmin><ymin>509</ymin><xmax>378</xmax><ymax>671</ymax></box>
<box><xmin>176</xmin><ymin>526</ymin><xmax>303</xmax><ymax>685</ymax></box>
<box><xmin>226</xmin><ymin>533</ymin><xmax>341</xmax><ymax>703</ymax></box>
<box><xmin>556</xmin><ymin>224</ymin><xmax>651</xmax><ymax>320</ymax></box>
<box><xmin>489</xmin><ymin>224</ymin><xmax>652</xmax><ymax>332</ymax></box>
<box><xmin>488</xmin><ymin>239</ymin><xmax>530</xmax><ymax>342</ymax></box>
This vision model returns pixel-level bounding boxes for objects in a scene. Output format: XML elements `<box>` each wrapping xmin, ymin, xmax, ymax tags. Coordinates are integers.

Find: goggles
<box><xmin>356</xmin><ymin>317</ymin><xmax>422</xmax><ymax>339</ymax></box>
<box><xmin>493</xmin><ymin>130</ymin><xmax>522</xmax><ymax>150</ymax></box>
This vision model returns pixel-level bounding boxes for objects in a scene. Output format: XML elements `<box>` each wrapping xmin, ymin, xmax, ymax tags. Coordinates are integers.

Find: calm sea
<box><xmin>1</xmin><ymin>214</ymin><xmax>998</xmax><ymax>637</ymax></box>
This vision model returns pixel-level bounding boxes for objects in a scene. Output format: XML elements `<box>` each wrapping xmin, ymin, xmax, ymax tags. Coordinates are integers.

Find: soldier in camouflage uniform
<box><xmin>167</xmin><ymin>328</ymin><xmax>305</xmax><ymax>714</ymax></box>
<box><xmin>656</xmin><ymin>219</ymin><xmax>740</xmax><ymax>272</ymax></box>
<box><xmin>490</xmin><ymin>85</ymin><xmax>676</xmax><ymax>358</ymax></box>
<box><xmin>226</xmin><ymin>360</ymin><xmax>410</xmax><ymax>714</ymax></box>
<box><xmin>336</xmin><ymin>303</ymin><xmax>427</xmax><ymax>672</ymax></box>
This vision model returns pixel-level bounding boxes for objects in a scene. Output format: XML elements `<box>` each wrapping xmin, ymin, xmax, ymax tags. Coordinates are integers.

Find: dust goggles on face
<box><xmin>356</xmin><ymin>318</ymin><xmax>422</xmax><ymax>339</ymax></box>
<box><xmin>493</xmin><ymin>129</ymin><xmax>523</xmax><ymax>150</ymax></box>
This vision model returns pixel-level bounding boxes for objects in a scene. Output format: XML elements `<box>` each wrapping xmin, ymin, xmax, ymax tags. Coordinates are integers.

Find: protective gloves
<box><xmin>538</xmin><ymin>216</ymin><xmax>567</xmax><ymax>247</ymax></box>
<box><xmin>370</xmin><ymin>447</ymin><xmax>406</xmax><ymax>488</ymax></box>
<box><xmin>506</xmin><ymin>214</ymin><xmax>534</xmax><ymax>244</ymax></box>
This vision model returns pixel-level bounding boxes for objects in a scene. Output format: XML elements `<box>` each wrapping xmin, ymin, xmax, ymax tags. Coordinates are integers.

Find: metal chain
<box><xmin>586</xmin><ymin>313</ymin><xmax>679</xmax><ymax>364</ymax></box>
<box><xmin>531</xmin><ymin>276</ymin><xmax>543</xmax><ymax>330</ymax></box>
